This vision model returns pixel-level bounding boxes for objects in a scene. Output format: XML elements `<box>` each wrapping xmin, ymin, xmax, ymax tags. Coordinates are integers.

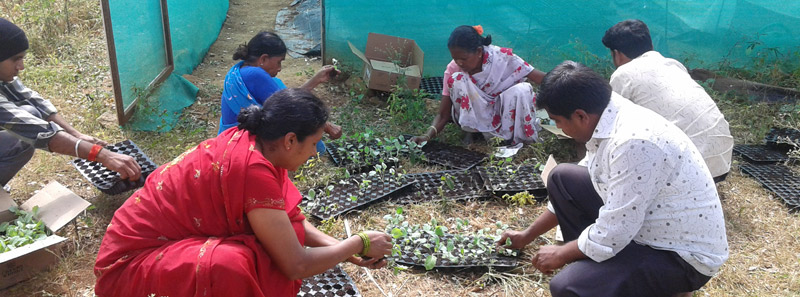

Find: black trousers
<box><xmin>546</xmin><ymin>163</ymin><xmax>711</xmax><ymax>297</ymax></box>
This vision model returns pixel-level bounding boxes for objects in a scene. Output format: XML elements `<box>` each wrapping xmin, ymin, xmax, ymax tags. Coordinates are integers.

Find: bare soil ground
<box><xmin>2</xmin><ymin>0</ymin><xmax>800</xmax><ymax>296</ymax></box>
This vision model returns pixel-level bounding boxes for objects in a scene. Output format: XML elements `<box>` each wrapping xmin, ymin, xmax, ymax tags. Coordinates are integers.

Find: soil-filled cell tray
<box><xmin>298</xmin><ymin>265</ymin><xmax>361</xmax><ymax>297</ymax></box>
<box><xmin>476</xmin><ymin>164</ymin><xmax>546</xmax><ymax>194</ymax></box>
<box><xmin>421</xmin><ymin>141</ymin><xmax>486</xmax><ymax>170</ymax></box>
<box><xmin>392</xmin><ymin>233</ymin><xmax>519</xmax><ymax>269</ymax></box>
<box><xmin>72</xmin><ymin>140</ymin><xmax>158</xmax><ymax>195</ymax></box>
<box><xmin>764</xmin><ymin>127</ymin><xmax>800</xmax><ymax>151</ymax></box>
<box><xmin>733</xmin><ymin>144</ymin><xmax>788</xmax><ymax>163</ymax></box>
<box><xmin>420</xmin><ymin>76</ymin><xmax>444</xmax><ymax>96</ymax></box>
<box><xmin>395</xmin><ymin>170</ymin><xmax>489</xmax><ymax>204</ymax></box>
<box><xmin>739</xmin><ymin>163</ymin><xmax>800</xmax><ymax>210</ymax></box>
<box><xmin>302</xmin><ymin>174</ymin><xmax>414</xmax><ymax>220</ymax></box>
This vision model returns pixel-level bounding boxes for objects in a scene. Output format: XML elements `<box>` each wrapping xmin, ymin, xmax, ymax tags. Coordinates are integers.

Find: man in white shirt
<box><xmin>602</xmin><ymin>19</ymin><xmax>733</xmax><ymax>182</ymax></box>
<box><xmin>498</xmin><ymin>61</ymin><xmax>728</xmax><ymax>297</ymax></box>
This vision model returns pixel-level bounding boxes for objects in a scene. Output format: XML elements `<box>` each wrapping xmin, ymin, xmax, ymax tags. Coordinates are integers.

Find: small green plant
<box><xmin>501</xmin><ymin>191</ymin><xmax>537</xmax><ymax>206</ymax></box>
<box><xmin>0</xmin><ymin>206</ymin><xmax>49</xmax><ymax>253</ymax></box>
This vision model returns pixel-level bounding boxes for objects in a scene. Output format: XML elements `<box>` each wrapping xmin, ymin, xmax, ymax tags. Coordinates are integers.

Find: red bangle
<box><xmin>88</xmin><ymin>144</ymin><xmax>103</xmax><ymax>162</ymax></box>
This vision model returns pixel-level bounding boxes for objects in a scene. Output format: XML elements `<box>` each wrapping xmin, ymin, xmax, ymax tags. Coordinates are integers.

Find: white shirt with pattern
<box><xmin>610</xmin><ymin>51</ymin><xmax>733</xmax><ymax>177</ymax></box>
<box><xmin>576</xmin><ymin>93</ymin><xmax>728</xmax><ymax>277</ymax></box>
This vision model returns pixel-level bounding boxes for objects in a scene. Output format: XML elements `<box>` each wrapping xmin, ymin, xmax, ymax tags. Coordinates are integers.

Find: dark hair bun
<box><xmin>482</xmin><ymin>35</ymin><xmax>492</xmax><ymax>46</ymax></box>
<box><xmin>233</xmin><ymin>43</ymin><xmax>249</xmax><ymax>61</ymax></box>
<box><xmin>237</xmin><ymin>105</ymin><xmax>264</xmax><ymax>131</ymax></box>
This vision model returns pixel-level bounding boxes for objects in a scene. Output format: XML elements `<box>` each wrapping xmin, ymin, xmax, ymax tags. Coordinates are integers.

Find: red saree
<box><xmin>95</xmin><ymin>128</ymin><xmax>307</xmax><ymax>297</ymax></box>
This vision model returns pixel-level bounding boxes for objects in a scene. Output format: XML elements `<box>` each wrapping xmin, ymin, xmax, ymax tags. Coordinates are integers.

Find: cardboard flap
<box><xmin>402</xmin><ymin>65</ymin><xmax>421</xmax><ymax>77</ymax></box>
<box><xmin>411</xmin><ymin>42</ymin><xmax>424</xmax><ymax>74</ymax></box>
<box><xmin>540</xmin><ymin>155</ymin><xmax>558</xmax><ymax>187</ymax></box>
<box><xmin>0</xmin><ymin>235</ymin><xmax>65</xmax><ymax>263</ymax></box>
<box><xmin>371</xmin><ymin>60</ymin><xmax>401</xmax><ymax>73</ymax></box>
<box><xmin>20</xmin><ymin>181</ymin><xmax>90</xmax><ymax>232</ymax></box>
<box><xmin>365</xmin><ymin>32</ymin><xmax>412</xmax><ymax>65</ymax></box>
<box><xmin>0</xmin><ymin>190</ymin><xmax>18</xmax><ymax>223</ymax></box>
<box><xmin>348</xmin><ymin>41</ymin><xmax>370</xmax><ymax>66</ymax></box>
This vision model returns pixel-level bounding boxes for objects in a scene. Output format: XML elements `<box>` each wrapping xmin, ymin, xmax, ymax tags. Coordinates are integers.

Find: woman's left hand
<box><xmin>348</xmin><ymin>256</ymin><xmax>388</xmax><ymax>269</ymax></box>
<box><xmin>325</xmin><ymin>122</ymin><xmax>343</xmax><ymax>139</ymax></box>
<box><xmin>313</xmin><ymin>65</ymin><xmax>338</xmax><ymax>84</ymax></box>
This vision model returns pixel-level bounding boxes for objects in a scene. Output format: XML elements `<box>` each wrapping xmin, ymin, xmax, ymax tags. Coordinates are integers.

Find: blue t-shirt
<box><xmin>240</xmin><ymin>65</ymin><xmax>286</xmax><ymax>104</ymax></box>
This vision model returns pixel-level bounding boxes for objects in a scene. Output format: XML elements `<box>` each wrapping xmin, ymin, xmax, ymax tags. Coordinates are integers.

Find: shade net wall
<box><xmin>323</xmin><ymin>0</ymin><xmax>800</xmax><ymax>77</ymax></box>
<box><xmin>108</xmin><ymin>0</ymin><xmax>228</xmax><ymax>131</ymax></box>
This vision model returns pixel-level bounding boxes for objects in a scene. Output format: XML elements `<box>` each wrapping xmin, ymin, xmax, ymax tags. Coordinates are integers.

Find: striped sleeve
<box><xmin>0</xmin><ymin>79</ymin><xmax>62</xmax><ymax>150</ymax></box>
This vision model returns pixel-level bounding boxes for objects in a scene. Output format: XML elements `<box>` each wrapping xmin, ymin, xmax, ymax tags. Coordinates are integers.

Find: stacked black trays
<box><xmin>740</xmin><ymin>163</ymin><xmax>800</xmax><ymax>211</ymax></box>
<box><xmin>733</xmin><ymin>144</ymin><xmax>789</xmax><ymax>163</ymax></box>
<box><xmin>765</xmin><ymin>127</ymin><xmax>800</xmax><ymax>151</ymax></box>
<box><xmin>72</xmin><ymin>140</ymin><xmax>158</xmax><ymax>195</ymax></box>
<box><xmin>298</xmin><ymin>265</ymin><xmax>361</xmax><ymax>297</ymax></box>
<box><xmin>419</xmin><ymin>76</ymin><xmax>444</xmax><ymax>97</ymax></box>
<box><xmin>421</xmin><ymin>141</ymin><xmax>486</xmax><ymax>170</ymax></box>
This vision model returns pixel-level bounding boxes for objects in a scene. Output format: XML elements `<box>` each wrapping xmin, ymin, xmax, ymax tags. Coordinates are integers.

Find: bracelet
<box><xmin>88</xmin><ymin>144</ymin><xmax>103</xmax><ymax>162</ymax></box>
<box><xmin>428</xmin><ymin>125</ymin><xmax>439</xmax><ymax>136</ymax></box>
<box><xmin>356</xmin><ymin>232</ymin><xmax>370</xmax><ymax>257</ymax></box>
<box><xmin>74</xmin><ymin>139</ymin><xmax>83</xmax><ymax>158</ymax></box>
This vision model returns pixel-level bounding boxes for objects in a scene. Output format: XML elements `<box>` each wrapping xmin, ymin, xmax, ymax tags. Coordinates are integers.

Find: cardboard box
<box><xmin>348</xmin><ymin>33</ymin><xmax>424</xmax><ymax>92</ymax></box>
<box><xmin>0</xmin><ymin>182</ymin><xmax>90</xmax><ymax>290</ymax></box>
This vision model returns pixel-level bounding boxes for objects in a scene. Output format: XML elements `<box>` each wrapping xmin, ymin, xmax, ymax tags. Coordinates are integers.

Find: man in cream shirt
<box><xmin>602</xmin><ymin>19</ymin><xmax>733</xmax><ymax>182</ymax></box>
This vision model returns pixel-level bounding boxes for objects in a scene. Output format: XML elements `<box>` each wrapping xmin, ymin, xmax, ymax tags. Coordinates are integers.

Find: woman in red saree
<box><xmin>94</xmin><ymin>88</ymin><xmax>392</xmax><ymax>297</ymax></box>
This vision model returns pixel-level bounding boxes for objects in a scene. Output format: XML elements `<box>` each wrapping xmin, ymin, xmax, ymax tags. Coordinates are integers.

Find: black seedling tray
<box><xmin>740</xmin><ymin>163</ymin><xmax>800</xmax><ymax>211</ymax></box>
<box><xmin>476</xmin><ymin>165</ymin><xmax>547</xmax><ymax>197</ymax></box>
<box><xmin>302</xmin><ymin>174</ymin><xmax>414</xmax><ymax>220</ymax></box>
<box><xmin>764</xmin><ymin>127</ymin><xmax>800</xmax><ymax>151</ymax></box>
<box><xmin>393</xmin><ymin>233</ymin><xmax>519</xmax><ymax>269</ymax></box>
<box><xmin>733</xmin><ymin>144</ymin><xmax>788</xmax><ymax>163</ymax></box>
<box><xmin>421</xmin><ymin>141</ymin><xmax>486</xmax><ymax>170</ymax></box>
<box><xmin>298</xmin><ymin>265</ymin><xmax>361</xmax><ymax>297</ymax></box>
<box><xmin>325</xmin><ymin>141</ymin><xmax>401</xmax><ymax>174</ymax></box>
<box><xmin>419</xmin><ymin>76</ymin><xmax>444</xmax><ymax>96</ymax></box>
<box><xmin>396</xmin><ymin>170</ymin><xmax>489</xmax><ymax>204</ymax></box>
<box><xmin>71</xmin><ymin>140</ymin><xmax>158</xmax><ymax>195</ymax></box>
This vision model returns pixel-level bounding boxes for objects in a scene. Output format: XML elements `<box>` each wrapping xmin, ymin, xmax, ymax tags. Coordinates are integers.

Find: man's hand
<box><xmin>74</xmin><ymin>133</ymin><xmax>108</xmax><ymax>146</ymax></box>
<box><xmin>496</xmin><ymin>229</ymin><xmax>533</xmax><ymax>250</ymax></box>
<box><xmin>532</xmin><ymin>241</ymin><xmax>586</xmax><ymax>274</ymax></box>
<box><xmin>97</xmin><ymin>149</ymin><xmax>142</xmax><ymax>181</ymax></box>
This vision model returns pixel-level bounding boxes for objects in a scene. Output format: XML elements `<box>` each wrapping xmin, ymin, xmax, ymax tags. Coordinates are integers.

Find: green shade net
<box><xmin>108</xmin><ymin>0</ymin><xmax>228</xmax><ymax>131</ymax></box>
<box><xmin>324</xmin><ymin>0</ymin><xmax>800</xmax><ymax>76</ymax></box>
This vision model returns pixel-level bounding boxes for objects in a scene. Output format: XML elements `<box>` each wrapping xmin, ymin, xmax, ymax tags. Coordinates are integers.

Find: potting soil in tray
<box><xmin>392</xmin><ymin>233</ymin><xmax>519</xmax><ymax>269</ymax></box>
<box><xmin>298</xmin><ymin>265</ymin><xmax>361</xmax><ymax>297</ymax></box>
<box><xmin>740</xmin><ymin>163</ymin><xmax>800</xmax><ymax>210</ymax></box>
<box><xmin>302</xmin><ymin>174</ymin><xmax>414</xmax><ymax>220</ymax></box>
<box><xmin>733</xmin><ymin>144</ymin><xmax>788</xmax><ymax>163</ymax></box>
<box><xmin>72</xmin><ymin>140</ymin><xmax>158</xmax><ymax>195</ymax></box>
<box><xmin>396</xmin><ymin>170</ymin><xmax>489</xmax><ymax>204</ymax></box>
<box><xmin>420</xmin><ymin>141</ymin><xmax>487</xmax><ymax>170</ymax></box>
<box><xmin>764</xmin><ymin>127</ymin><xmax>800</xmax><ymax>150</ymax></box>
<box><xmin>476</xmin><ymin>164</ymin><xmax>546</xmax><ymax>195</ymax></box>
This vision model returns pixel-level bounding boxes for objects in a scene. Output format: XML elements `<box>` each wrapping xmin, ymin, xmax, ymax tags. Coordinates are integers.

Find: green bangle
<box><xmin>357</xmin><ymin>232</ymin><xmax>370</xmax><ymax>257</ymax></box>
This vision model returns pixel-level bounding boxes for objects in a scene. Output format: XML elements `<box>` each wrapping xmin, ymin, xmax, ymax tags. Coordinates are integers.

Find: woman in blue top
<box><xmin>219</xmin><ymin>31</ymin><xmax>341</xmax><ymax>153</ymax></box>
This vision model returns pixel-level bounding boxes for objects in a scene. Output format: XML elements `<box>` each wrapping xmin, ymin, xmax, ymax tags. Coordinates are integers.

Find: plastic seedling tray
<box><xmin>764</xmin><ymin>127</ymin><xmax>800</xmax><ymax>151</ymax></box>
<box><xmin>740</xmin><ymin>163</ymin><xmax>800</xmax><ymax>211</ymax></box>
<box><xmin>396</xmin><ymin>170</ymin><xmax>489</xmax><ymax>204</ymax></box>
<box><xmin>393</xmin><ymin>233</ymin><xmax>519</xmax><ymax>269</ymax></box>
<box><xmin>298</xmin><ymin>265</ymin><xmax>361</xmax><ymax>297</ymax></box>
<box><xmin>733</xmin><ymin>144</ymin><xmax>788</xmax><ymax>163</ymax></box>
<box><xmin>419</xmin><ymin>76</ymin><xmax>444</xmax><ymax>96</ymax></box>
<box><xmin>302</xmin><ymin>174</ymin><xmax>414</xmax><ymax>220</ymax></box>
<box><xmin>420</xmin><ymin>141</ymin><xmax>486</xmax><ymax>170</ymax></box>
<box><xmin>325</xmin><ymin>141</ymin><xmax>401</xmax><ymax>174</ymax></box>
<box><xmin>71</xmin><ymin>140</ymin><xmax>158</xmax><ymax>195</ymax></box>
<box><xmin>476</xmin><ymin>164</ymin><xmax>546</xmax><ymax>197</ymax></box>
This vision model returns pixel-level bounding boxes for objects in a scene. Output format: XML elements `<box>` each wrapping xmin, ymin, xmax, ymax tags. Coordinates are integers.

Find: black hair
<box><xmin>601</xmin><ymin>19</ymin><xmax>653</xmax><ymax>59</ymax></box>
<box><xmin>447</xmin><ymin>25</ymin><xmax>492</xmax><ymax>53</ymax></box>
<box><xmin>233</xmin><ymin>31</ymin><xmax>287</xmax><ymax>62</ymax></box>
<box><xmin>237</xmin><ymin>88</ymin><xmax>328</xmax><ymax>142</ymax></box>
<box><xmin>535</xmin><ymin>61</ymin><xmax>611</xmax><ymax>118</ymax></box>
